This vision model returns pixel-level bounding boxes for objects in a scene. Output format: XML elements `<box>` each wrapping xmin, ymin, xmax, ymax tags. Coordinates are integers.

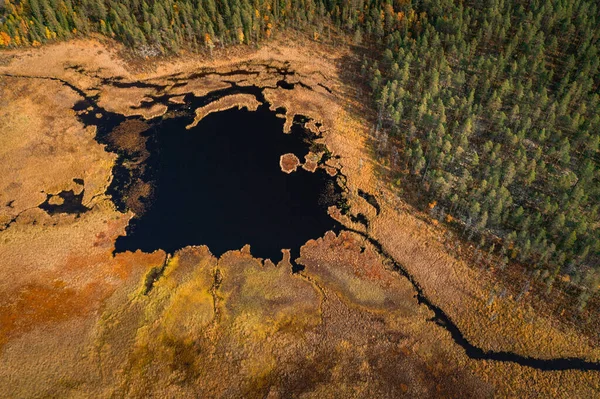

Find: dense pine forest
<box><xmin>361</xmin><ymin>0</ymin><xmax>600</xmax><ymax>308</ymax></box>
<box><xmin>0</xmin><ymin>0</ymin><xmax>360</xmax><ymax>52</ymax></box>
<box><xmin>1</xmin><ymin>0</ymin><xmax>599</xmax><ymax>306</ymax></box>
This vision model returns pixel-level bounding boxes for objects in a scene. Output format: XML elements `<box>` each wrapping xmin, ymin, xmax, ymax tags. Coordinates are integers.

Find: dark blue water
<box><xmin>114</xmin><ymin>106</ymin><xmax>341</xmax><ymax>262</ymax></box>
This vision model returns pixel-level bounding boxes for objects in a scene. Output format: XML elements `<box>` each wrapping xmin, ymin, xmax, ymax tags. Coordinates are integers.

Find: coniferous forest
<box><xmin>362</xmin><ymin>0</ymin><xmax>600</xmax><ymax>304</ymax></box>
<box><xmin>2</xmin><ymin>0</ymin><xmax>599</xmax><ymax>302</ymax></box>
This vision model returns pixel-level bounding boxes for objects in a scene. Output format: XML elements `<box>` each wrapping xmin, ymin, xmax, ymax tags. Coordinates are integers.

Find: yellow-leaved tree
<box><xmin>0</xmin><ymin>32</ymin><xmax>11</xmax><ymax>47</ymax></box>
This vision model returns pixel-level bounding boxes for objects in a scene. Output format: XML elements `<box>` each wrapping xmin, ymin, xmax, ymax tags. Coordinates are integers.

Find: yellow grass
<box><xmin>186</xmin><ymin>94</ymin><xmax>261</xmax><ymax>129</ymax></box>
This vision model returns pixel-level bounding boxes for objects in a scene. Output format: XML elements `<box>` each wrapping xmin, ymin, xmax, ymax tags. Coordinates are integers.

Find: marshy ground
<box><xmin>0</xmin><ymin>38</ymin><xmax>599</xmax><ymax>398</ymax></box>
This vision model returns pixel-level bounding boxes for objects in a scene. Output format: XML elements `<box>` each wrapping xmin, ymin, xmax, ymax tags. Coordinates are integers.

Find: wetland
<box><xmin>1</xmin><ymin>40</ymin><xmax>599</xmax><ymax>398</ymax></box>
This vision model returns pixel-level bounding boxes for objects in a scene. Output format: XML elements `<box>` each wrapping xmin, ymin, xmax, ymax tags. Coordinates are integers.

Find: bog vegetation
<box><xmin>1</xmin><ymin>0</ymin><xmax>599</xmax><ymax>306</ymax></box>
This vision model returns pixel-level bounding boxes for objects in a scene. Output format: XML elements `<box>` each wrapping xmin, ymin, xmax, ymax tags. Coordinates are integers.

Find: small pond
<box><xmin>114</xmin><ymin>104</ymin><xmax>341</xmax><ymax>264</ymax></box>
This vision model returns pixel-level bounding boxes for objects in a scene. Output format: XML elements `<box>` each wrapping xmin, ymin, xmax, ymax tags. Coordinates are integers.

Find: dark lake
<box><xmin>114</xmin><ymin>105</ymin><xmax>341</xmax><ymax>264</ymax></box>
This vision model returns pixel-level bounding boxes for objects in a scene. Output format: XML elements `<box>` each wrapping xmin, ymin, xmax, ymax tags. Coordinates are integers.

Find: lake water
<box><xmin>114</xmin><ymin>105</ymin><xmax>341</xmax><ymax>264</ymax></box>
